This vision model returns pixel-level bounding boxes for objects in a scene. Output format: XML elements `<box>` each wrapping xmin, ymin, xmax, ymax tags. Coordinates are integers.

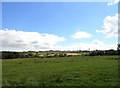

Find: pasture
<box><xmin>2</xmin><ymin>56</ymin><xmax>119</xmax><ymax>87</ymax></box>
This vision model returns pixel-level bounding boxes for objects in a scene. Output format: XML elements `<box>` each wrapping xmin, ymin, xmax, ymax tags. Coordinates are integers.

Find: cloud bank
<box><xmin>0</xmin><ymin>29</ymin><xmax>117</xmax><ymax>51</ymax></box>
<box><xmin>0</xmin><ymin>29</ymin><xmax>65</xmax><ymax>51</ymax></box>
<box><xmin>53</xmin><ymin>39</ymin><xmax>117</xmax><ymax>51</ymax></box>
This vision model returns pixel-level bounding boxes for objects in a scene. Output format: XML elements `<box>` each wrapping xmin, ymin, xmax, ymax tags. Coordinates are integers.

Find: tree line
<box><xmin>89</xmin><ymin>49</ymin><xmax>118</xmax><ymax>56</ymax></box>
<box><xmin>1</xmin><ymin>51</ymin><xmax>67</xmax><ymax>59</ymax></box>
<box><xmin>0</xmin><ymin>49</ymin><xmax>119</xmax><ymax>59</ymax></box>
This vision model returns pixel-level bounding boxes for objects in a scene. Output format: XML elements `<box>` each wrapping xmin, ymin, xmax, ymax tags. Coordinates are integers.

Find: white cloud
<box><xmin>68</xmin><ymin>39</ymin><xmax>117</xmax><ymax>50</ymax></box>
<box><xmin>71</xmin><ymin>31</ymin><xmax>93</xmax><ymax>39</ymax></box>
<box><xmin>0</xmin><ymin>29</ymin><xmax>66</xmax><ymax>51</ymax></box>
<box><xmin>96</xmin><ymin>13</ymin><xmax>118</xmax><ymax>38</ymax></box>
<box><xmin>49</xmin><ymin>39</ymin><xmax>117</xmax><ymax>51</ymax></box>
<box><xmin>108</xmin><ymin>0</ymin><xmax>119</xmax><ymax>6</ymax></box>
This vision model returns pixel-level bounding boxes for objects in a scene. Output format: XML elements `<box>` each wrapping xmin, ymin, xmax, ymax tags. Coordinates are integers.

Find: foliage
<box><xmin>89</xmin><ymin>50</ymin><xmax>118</xmax><ymax>56</ymax></box>
<box><xmin>1</xmin><ymin>49</ymin><xmax>118</xmax><ymax>59</ymax></box>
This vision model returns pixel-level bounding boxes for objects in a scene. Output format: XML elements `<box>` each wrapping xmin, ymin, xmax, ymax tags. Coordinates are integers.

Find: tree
<box><xmin>2</xmin><ymin>51</ymin><xmax>15</xmax><ymax>59</ymax></box>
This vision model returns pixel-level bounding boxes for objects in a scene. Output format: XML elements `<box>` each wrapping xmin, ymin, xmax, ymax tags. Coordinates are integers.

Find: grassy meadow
<box><xmin>2</xmin><ymin>56</ymin><xmax>119</xmax><ymax>87</ymax></box>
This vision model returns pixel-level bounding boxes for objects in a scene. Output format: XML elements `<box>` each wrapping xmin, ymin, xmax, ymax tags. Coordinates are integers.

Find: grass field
<box><xmin>2</xmin><ymin>56</ymin><xmax>119</xmax><ymax>86</ymax></box>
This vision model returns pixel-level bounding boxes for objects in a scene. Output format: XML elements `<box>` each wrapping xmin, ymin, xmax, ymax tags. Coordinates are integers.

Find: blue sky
<box><xmin>1</xmin><ymin>2</ymin><xmax>118</xmax><ymax>51</ymax></box>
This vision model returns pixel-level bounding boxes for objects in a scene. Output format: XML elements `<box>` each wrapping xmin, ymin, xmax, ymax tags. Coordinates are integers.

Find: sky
<box><xmin>1</xmin><ymin>1</ymin><xmax>119</xmax><ymax>51</ymax></box>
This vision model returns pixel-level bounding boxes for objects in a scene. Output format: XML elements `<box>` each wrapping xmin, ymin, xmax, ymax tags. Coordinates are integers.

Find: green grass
<box><xmin>2</xmin><ymin>56</ymin><xmax>119</xmax><ymax>86</ymax></box>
